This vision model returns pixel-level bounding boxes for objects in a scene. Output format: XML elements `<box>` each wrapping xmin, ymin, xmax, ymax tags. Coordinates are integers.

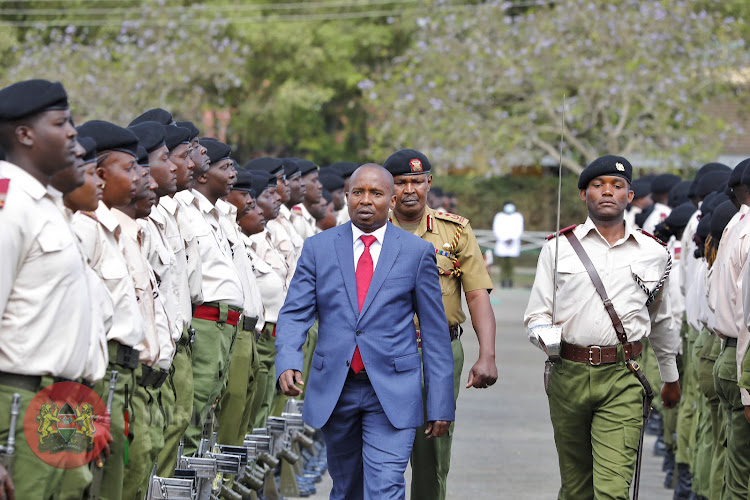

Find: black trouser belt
<box><xmin>347</xmin><ymin>369</ymin><xmax>370</xmax><ymax>381</ymax></box>
<box><xmin>416</xmin><ymin>325</ymin><xmax>462</xmax><ymax>345</ymax></box>
<box><xmin>138</xmin><ymin>364</ymin><xmax>169</xmax><ymax>389</ymax></box>
<box><xmin>0</xmin><ymin>372</ymin><xmax>88</xmax><ymax>393</ymax></box>
<box><xmin>107</xmin><ymin>340</ymin><xmax>140</xmax><ymax>370</ymax></box>
<box><xmin>725</xmin><ymin>337</ymin><xmax>738</xmax><ymax>348</ymax></box>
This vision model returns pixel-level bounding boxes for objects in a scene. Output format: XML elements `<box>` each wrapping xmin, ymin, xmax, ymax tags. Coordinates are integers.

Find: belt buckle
<box><xmin>588</xmin><ymin>345</ymin><xmax>603</xmax><ymax>366</ymax></box>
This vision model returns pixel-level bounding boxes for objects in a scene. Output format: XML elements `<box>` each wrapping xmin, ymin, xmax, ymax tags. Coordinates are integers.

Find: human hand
<box><xmin>744</xmin><ymin>406</ymin><xmax>750</xmax><ymax>424</ymax></box>
<box><xmin>278</xmin><ymin>369</ymin><xmax>304</xmax><ymax>397</ymax></box>
<box><xmin>0</xmin><ymin>464</ymin><xmax>14</xmax><ymax>500</ymax></box>
<box><xmin>424</xmin><ymin>420</ymin><xmax>451</xmax><ymax>439</ymax></box>
<box><xmin>661</xmin><ymin>381</ymin><xmax>681</xmax><ymax>409</ymax></box>
<box><xmin>466</xmin><ymin>356</ymin><xmax>498</xmax><ymax>389</ymax></box>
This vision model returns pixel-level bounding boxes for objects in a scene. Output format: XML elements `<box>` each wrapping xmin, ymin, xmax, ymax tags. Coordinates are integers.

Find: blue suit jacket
<box><xmin>275</xmin><ymin>222</ymin><xmax>455</xmax><ymax>430</ymax></box>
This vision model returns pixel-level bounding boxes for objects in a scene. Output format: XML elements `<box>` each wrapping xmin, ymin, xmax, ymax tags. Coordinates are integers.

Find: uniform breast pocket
<box><xmin>36</xmin><ymin>222</ymin><xmax>75</xmax><ymax>255</ymax></box>
<box><xmin>100</xmin><ymin>258</ymin><xmax>128</xmax><ymax>281</ymax></box>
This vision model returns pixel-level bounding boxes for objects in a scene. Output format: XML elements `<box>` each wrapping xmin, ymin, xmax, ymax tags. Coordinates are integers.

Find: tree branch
<box><xmin>530</xmin><ymin>135</ymin><xmax>584</xmax><ymax>175</ymax></box>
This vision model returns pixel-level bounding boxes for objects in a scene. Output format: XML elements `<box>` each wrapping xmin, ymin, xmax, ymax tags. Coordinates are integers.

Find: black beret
<box><xmin>696</xmin><ymin>212</ymin><xmax>711</xmax><ymax>239</ymax></box>
<box><xmin>728</xmin><ymin>159</ymin><xmax>750</xmax><ymax>188</ymax></box>
<box><xmin>199</xmin><ymin>138</ymin><xmax>232</xmax><ymax>165</ymax></box>
<box><xmin>329</xmin><ymin>161</ymin><xmax>359</xmax><ymax>178</ymax></box>
<box><xmin>232</xmin><ymin>169</ymin><xmax>255</xmax><ymax>197</ymax></box>
<box><xmin>689</xmin><ymin>162</ymin><xmax>731</xmax><ymax>198</ymax></box>
<box><xmin>0</xmin><ymin>80</ymin><xmax>69</xmax><ymax>121</ymax></box>
<box><xmin>136</xmin><ymin>146</ymin><xmax>149</xmax><ymax>167</ymax></box>
<box><xmin>650</xmin><ymin>173</ymin><xmax>682</xmax><ymax>194</ymax></box>
<box><xmin>738</xmin><ymin>158</ymin><xmax>750</xmax><ymax>188</ymax></box>
<box><xmin>630</xmin><ymin>178</ymin><xmax>652</xmax><ymax>199</ymax></box>
<box><xmin>248</xmin><ymin>170</ymin><xmax>274</xmax><ymax>197</ymax></box>
<box><xmin>321</xmin><ymin>189</ymin><xmax>333</xmax><ymax>204</ymax></box>
<box><xmin>128</xmin><ymin>121</ymin><xmax>166</xmax><ymax>154</ymax></box>
<box><xmin>577</xmin><ymin>155</ymin><xmax>632</xmax><ymax>189</ymax></box>
<box><xmin>244</xmin><ymin>157</ymin><xmax>284</xmax><ymax>175</ymax></box>
<box><xmin>294</xmin><ymin>159</ymin><xmax>319</xmax><ymax>176</ymax></box>
<box><xmin>710</xmin><ymin>200</ymin><xmax>738</xmax><ymax>241</ymax></box>
<box><xmin>383</xmin><ymin>149</ymin><xmax>432</xmax><ymax>177</ymax></box>
<box><xmin>664</xmin><ymin>202</ymin><xmax>696</xmax><ymax>228</ymax></box>
<box><xmin>319</xmin><ymin>169</ymin><xmax>345</xmax><ymax>191</ymax></box>
<box><xmin>129</xmin><ymin>108</ymin><xmax>174</xmax><ymax>127</ymax></box>
<box><xmin>77</xmin><ymin>120</ymin><xmax>139</xmax><ymax>158</ymax></box>
<box><xmin>696</xmin><ymin>170</ymin><xmax>731</xmax><ymax>199</ymax></box>
<box><xmin>175</xmin><ymin>121</ymin><xmax>200</xmax><ymax>140</ymax></box>
<box><xmin>78</xmin><ymin>136</ymin><xmax>97</xmax><ymax>165</ymax></box>
<box><xmin>668</xmin><ymin>180</ymin><xmax>691</xmax><ymax>208</ymax></box>
<box><xmin>702</xmin><ymin>192</ymin><xmax>729</xmax><ymax>216</ymax></box>
<box><xmin>281</xmin><ymin>158</ymin><xmax>300</xmax><ymax>177</ymax></box>
<box><xmin>164</xmin><ymin>126</ymin><xmax>191</xmax><ymax>151</ymax></box>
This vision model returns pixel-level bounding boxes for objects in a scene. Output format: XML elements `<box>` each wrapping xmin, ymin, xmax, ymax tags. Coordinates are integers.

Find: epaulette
<box><xmin>79</xmin><ymin>210</ymin><xmax>98</xmax><ymax>221</ymax></box>
<box><xmin>0</xmin><ymin>178</ymin><xmax>9</xmax><ymax>209</ymax></box>
<box><xmin>291</xmin><ymin>205</ymin><xmax>303</xmax><ymax>215</ymax></box>
<box><xmin>637</xmin><ymin>228</ymin><xmax>667</xmax><ymax>246</ymax></box>
<box><xmin>433</xmin><ymin>210</ymin><xmax>469</xmax><ymax>227</ymax></box>
<box><xmin>546</xmin><ymin>224</ymin><xmax>577</xmax><ymax>240</ymax></box>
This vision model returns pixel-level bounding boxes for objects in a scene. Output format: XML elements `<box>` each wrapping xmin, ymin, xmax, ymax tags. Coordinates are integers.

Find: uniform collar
<box><xmin>159</xmin><ymin>194</ymin><xmax>179</xmax><ymax>215</ymax></box>
<box><xmin>193</xmin><ymin>189</ymin><xmax>218</xmax><ymax>216</ymax></box>
<box><xmin>0</xmin><ymin>160</ymin><xmax>47</xmax><ymax>201</ymax></box>
<box><xmin>579</xmin><ymin>216</ymin><xmax>638</xmax><ymax>247</ymax></box>
<box><xmin>94</xmin><ymin>200</ymin><xmax>121</xmax><ymax>233</ymax></box>
<box><xmin>110</xmin><ymin>208</ymin><xmax>142</xmax><ymax>243</ymax></box>
<box><xmin>279</xmin><ymin>204</ymin><xmax>292</xmax><ymax>220</ymax></box>
<box><xmin>215</xmin><ymin>198</ymin><xmax>236</xmax><ymax>220</ymax></box>
<box><xmin>389</xmin><ymin>206</ymin><xmax>434</xmax><ymax>236</ymax></box>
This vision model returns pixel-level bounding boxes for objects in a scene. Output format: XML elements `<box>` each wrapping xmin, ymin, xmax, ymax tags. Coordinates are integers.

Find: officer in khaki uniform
<box><xmin>0</xmin><ymin>80</ymin><xmax>97</xmax><ymax>499</ymax></box>
<box><xmin>524</xmin><ymin>155</ymin><xmax>681</xmax><ymax>500</ymax></box>
<box><xmin>383</xmin><ymin>149</ymin><xmax>497</xmax><ymax>500</ymax></box>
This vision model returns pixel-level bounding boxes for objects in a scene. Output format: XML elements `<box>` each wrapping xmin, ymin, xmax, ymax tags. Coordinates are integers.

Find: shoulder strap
<box><xmin>564</xmin><ymin>232</ymin><xmax>628</xmax><ymax>345</ymax></box>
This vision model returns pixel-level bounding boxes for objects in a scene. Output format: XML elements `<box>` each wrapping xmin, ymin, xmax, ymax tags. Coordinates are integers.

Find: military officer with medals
<box><xmin>524</xmin><ymin>155</ymin><xmax>681</xmax><ymax>500</ymax></box>
<box><xmin>383</xmin><ymin>149</ymin><xmax>497</xmax><ymax>500</ymax></box>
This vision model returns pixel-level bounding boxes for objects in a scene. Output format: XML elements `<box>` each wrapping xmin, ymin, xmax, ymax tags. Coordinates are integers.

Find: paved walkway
<box><xmin>308</xmin><ymin>286</ymin><xmax>673</xmax><ymax>499</ymax></box>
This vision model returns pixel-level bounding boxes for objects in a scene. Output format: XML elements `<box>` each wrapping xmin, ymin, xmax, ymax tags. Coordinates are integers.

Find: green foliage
<box><xmin>367</xmin><ymin>0</ymin><xmax>750</xmax><ymax>175</ymax></box>
<box><xmin>432</xmin><ymin>173</ymin><xmax>587</xmax><ymax>231</ymax></box>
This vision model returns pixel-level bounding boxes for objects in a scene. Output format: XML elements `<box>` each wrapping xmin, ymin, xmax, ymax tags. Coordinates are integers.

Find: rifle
<box><xmin>89</xmin><ymin>369</ymin><xmax>118</xmax><ymax>500</ymax></box>
<box><xmin>0</xmin><ymin>393</ymin><xmax>21</xmax><ymax>475</ymax></box>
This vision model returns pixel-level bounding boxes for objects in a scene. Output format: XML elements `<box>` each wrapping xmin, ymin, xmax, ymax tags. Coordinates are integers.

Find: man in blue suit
<box><xmin>276</xmin><ymin>163</ymin><xmax>455</xmax><ymax>499</ymax></box>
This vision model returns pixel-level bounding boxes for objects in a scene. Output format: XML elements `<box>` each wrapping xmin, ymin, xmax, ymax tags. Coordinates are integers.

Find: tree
<box><xmin>365</xmin><ymin>0</ymin><xmax>750</xmax><ymax>175</ymax></box>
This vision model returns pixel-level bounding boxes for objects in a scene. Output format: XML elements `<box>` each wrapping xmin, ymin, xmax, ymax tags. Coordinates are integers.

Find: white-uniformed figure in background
<box><xmin>492</xmin><ymin>201</ymin><xmax>523</xmax><ymax>288</ymax></box>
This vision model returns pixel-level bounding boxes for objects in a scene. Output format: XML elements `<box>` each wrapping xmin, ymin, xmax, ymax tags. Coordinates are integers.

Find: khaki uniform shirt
<box><xmin>0</xmin><ymin>162</ymin><xmax>92</xmax><ymax>379</ymax></box>
<box><xmin>707</xmin><ymin>205</ymin><xmax>750</xmax><ymax>340</ymax></box>
<box><xmin>336</xmin><ymin>206</ymin><xmax>350</xmax><ymax>226</ymax></box>
<box><xmin>215</xmin><ymin>199</ymin><xmax>264</xmax><ymax>327</ymax></box>
<box><xmin>642</xmin><ymin>202</ymin><xmax>671</xmax><ymax>234</ymax></box>
<box><xmin>667</xmin><ymin>237</ymin><xmax>685</xmax><ymax>336</ymax></box>
<box><xmin>390</xmin><ymin>207</ymin><xmax>493</xmax><ymax>327</ymax></box>
<box><xmin>268</xmin><ymin>204</ymin><xmax>303</xmax><ymax>285</ymax></box>
<box><xmin>679</xmin><ymin>208</ymin><xmax>701</xmax><ymax>296</ymax></box>
<box><xmin>524</xmin><ymin>218</ymin><xmax>679</xmax><ymax>382</ymax></box>
<box><xmin>174</xmin><ymin>190</ymin><xmax>244</xmax><ymax>308</ymax></box>
<box><xmin>243</xmin><ymin>232</ymin><xmax>285</xmax><ymax>324</ymax></box>
<box><xmin>168</xmin><ymin>193</ymin><xmax>204</xmax><ymax>307</ymax></box>
<box><xmin>72</xmin><ymin>201</ymin><xmax>145</xmax><ymax>348</ymax></box>
<box><xmin>112</xmin><ymin>209</ymin><xmax>173</xmax><ymax>367</ymax></box>
<box><xmin>685</xmin><ymin>258</ymin><xmax>708</xmax><ymax>333</ymax></box>
<box><xmin>291</xmin><ymin>203</ymin><xmax>319</xmax><ymax>241</ymax></box>
<box><xmin>60</xmin><ymin>205</ymin><xmax>110</xmax><ymax>383</ymax></box>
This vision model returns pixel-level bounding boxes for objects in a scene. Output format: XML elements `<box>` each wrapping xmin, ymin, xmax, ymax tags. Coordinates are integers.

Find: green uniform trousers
<box><xmin>547</xmin><ymin>351</ymin><xmax>644</xmax><ymax>500</ymax></box>
<box><xmin>122</xmin><ymin>365</ymin><xmax>165</xmax><ymax>500</ymax></box>
<box><xmin>676</xmin><ymin>327</ymin><xmax>698</xmax><ymax>466</ymax></box>
<box><xmin>57</xmin><ymin>362</ymin><xmax>136</xmax><ymax>500</ymax></box>
<box><xmin>0</xmin><ymin>381</ymin><xmax>65</xmax><ymax>499</ymax></box>
<box><xmin>691</xmin><ymin>329</ymin><xmax>712</xmax><ymax>498</ymax></box>
<box><xmin>251</xmin><ymin>323</ymin><xmax>277</xmax><ymax>429</ymax></box>
<box><xmin>641</xmin><ymin>338</ymin><xmax>664</xmax><ymax>416</ymax></box>
<box><xmin>410</xmin><ymin>338</ymin><xmax>463</xmax><ymax>500</ymax></box>
<box><xmin>217</xmin><ymin>328</ymin><xmax>260</xmax><ymax>446</ymax></box>
<box><xmin>713</xmin><ymin>343</ymin><xmax>750</xmax><ymax>500</ymax></box>
<box><xmin>698</xmin><ymin>334</ymin><xmax>725</xmax><ymax>500</ymax></box>
<box><xmin>156</xmin><ymin>337</ymin><xmax>194</xmax><ymax>477</ymax></box>
<box><xmin>184</xmin><ymin>307</ymin><xmax>239</xmax><ymax>455</ymax></box>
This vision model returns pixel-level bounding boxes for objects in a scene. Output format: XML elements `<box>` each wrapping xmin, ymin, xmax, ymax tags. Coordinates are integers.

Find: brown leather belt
<box><xmin>560</xmin><ymin>341</ymin><xmax>642</xmax><ymax>366</ymax></box>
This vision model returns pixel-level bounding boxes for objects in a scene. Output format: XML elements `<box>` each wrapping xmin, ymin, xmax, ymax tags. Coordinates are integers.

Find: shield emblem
<box><xmin>57</xmin><ymin>402</ymin><xmax>77</xmax><ymax>442</ymax></box>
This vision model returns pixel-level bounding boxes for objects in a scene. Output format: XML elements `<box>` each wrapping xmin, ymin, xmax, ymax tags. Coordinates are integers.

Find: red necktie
<box><xmin>351</xmin><ymin>234</ymin><xmax>376</xmax><ymax>374</ymax></box>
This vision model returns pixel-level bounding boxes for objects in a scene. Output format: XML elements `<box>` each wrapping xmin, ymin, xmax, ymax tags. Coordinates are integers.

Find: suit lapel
<box><xmin>334</xmin><ymin>223</ymin><xmax>359</xmax><ymax>316</ymax></box>
<box><xmin>359</xmin><ymin>223</ymin><xmax>401</xmax><ymax>318</ymax></box>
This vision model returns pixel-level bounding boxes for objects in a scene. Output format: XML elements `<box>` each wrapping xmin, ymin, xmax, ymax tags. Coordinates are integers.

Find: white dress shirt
<box><xmin>352</xmin><ymin>223</ymin><xmax>387</xmax><ymax>271</ymax></box>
